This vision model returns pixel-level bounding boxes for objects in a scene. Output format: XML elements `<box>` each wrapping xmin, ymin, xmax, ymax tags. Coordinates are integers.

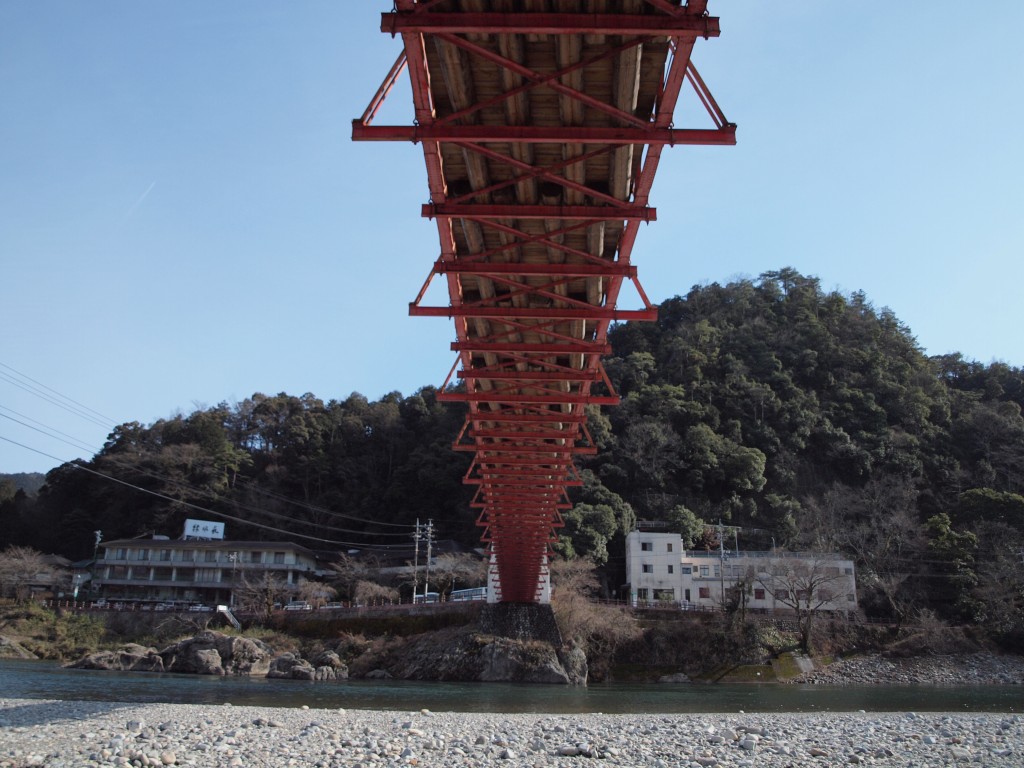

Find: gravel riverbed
<box><xmin>2</xmin><ymin>698</ymin><xmax>1022</xmax><ymax>768</ymax></box>
<box><xmin>791</xmin><ymin>652</ymin><xmax>1024</xmax><ymax>687</ymax></box>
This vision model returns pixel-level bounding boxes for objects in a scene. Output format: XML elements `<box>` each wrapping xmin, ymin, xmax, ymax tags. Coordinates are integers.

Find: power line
<box><xmin>0</xmin><ymin>365</ymin><xmax>423</xmax><ymax>536</ymax></box>
<box><xmin>90</xmin><ymin>454</ymin><xmax>415</xmax><ymax>538</ymax></box>
<box><xmin>0</xmin><ymin>408</ymin><xmax>101</xmax><ymax>455</ymax></box>
<box><xmin>0</xmin><ymin>434</ymin><xmax>415</xmax><ymax>548</ymax></box>
<box><xmin>0</xmin><ymin>365</ymin><xmax>112</xmax><ymax>429</ymax></box>
<box><xmin>0</xmin><ymin>367</ymin><xmax>416</xmax><ymax>532</ymax></box>
<box><xmin>68</xmin><ymin>459</ymin><xmax>411</xmax><ymax>549</ymax></box>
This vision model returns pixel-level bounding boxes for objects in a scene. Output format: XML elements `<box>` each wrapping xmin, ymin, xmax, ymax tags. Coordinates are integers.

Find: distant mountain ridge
<box><xmin>0</xmin><ymin>473</ymin><xmax>45</xmax><ymax>496</ymax></box>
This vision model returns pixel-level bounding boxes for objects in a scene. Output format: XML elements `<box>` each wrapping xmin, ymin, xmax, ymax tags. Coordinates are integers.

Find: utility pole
<box><xmin>412</xmin><ymin>519</ymin><xmax>421</xmax><ymax>602</ymax></box>
<box><xmin>424</xmin><ymin>519</ymin><xmax>434</xmax><ymax>599</ymax></box>
<box><xmin>89</xmin><ymin>530</ymin><xmax>102</xmax><ymax>598</ymax></box>
<box><xmin>718</xmin><ymin>520</ymin><xmax>726</xmax><ymax>607</ymax></box>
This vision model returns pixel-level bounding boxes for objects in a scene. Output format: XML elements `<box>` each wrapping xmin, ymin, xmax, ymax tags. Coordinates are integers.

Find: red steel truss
<box><xmin>354</xmin><ymin>0</ymin><xmax>733</xmax><ymax>603</ymax></box>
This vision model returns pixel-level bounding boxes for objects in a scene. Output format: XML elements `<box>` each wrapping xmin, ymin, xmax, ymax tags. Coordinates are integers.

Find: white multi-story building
<box><xmin>626</xmin><ymin>531</ymin><xmax>858</xmax><ymax>614</ymax></box>
<box><xmin>93</xmin><ymin>536</ymin><xmax>319</xmax><ymax>607</ymax></box>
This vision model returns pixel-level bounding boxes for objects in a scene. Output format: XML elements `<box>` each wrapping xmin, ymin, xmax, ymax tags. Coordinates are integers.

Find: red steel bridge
<box><xmin>353</xmin><ymin>0</ymin><xmax>734</xmax><ymax>605</ymax></box>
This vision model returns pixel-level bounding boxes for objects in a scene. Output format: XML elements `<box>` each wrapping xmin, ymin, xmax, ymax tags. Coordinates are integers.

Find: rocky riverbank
<box><xmin>66</xmin><ymin>628</ymin><xmax>588</xmax><ymax>686</ymax></box>
<box><xmin>792</xmin><ymin>652</ymin><xmax>1024</xmax><ymax>686</ymax></box>
<box><xmin>1</xmin><ymin>698</ymin><xmax>1021</xmax><ymax>767</ymax></box>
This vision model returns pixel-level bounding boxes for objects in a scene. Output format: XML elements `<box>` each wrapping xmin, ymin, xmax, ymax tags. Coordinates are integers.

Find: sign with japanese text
<box><xmin>183</xmin><ymin>518</ymin><xmax>225</xmax><ymax>540</ymax></box>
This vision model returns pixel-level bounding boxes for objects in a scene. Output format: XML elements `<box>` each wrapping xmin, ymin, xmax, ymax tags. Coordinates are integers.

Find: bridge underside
<box><xmin>354</xmin><ymin>0</ymin><xmax>733</xmax><ymax>604</ymax></box>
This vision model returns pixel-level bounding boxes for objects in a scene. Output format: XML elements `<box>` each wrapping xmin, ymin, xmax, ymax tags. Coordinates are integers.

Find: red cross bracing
<box><xmin>353</xmin><ymin>0</ymin><xmax>734</xmax><ymax>604</ymax></box>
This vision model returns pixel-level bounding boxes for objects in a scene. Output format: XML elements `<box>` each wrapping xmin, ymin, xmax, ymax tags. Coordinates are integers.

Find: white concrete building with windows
<box><xmin>626</xmin><ymin>531</ymin><xmax>858</xmax><ymax>614</ymax></box>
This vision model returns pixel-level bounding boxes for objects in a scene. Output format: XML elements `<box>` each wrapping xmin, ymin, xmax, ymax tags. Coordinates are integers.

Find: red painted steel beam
<box><xmin>471</xmin><ymin>457</ymin><xmax>578</xmax><ymax>467</ymax></box>
<box><xmin>439</xmin><ymin>392</ymin><xmax>619</xmax><ymax>405</ymax></box>
<box><xmin>380</xmin><ymin>12</ymin><xmax>720</xmax><ymax>37</ymax></box>
<box><xmin>452</xmin><ymin>342</ymin><xmax>611</xmax><ymax>354</ymax></box>
<box><xmin>465</xmin><ymin>413</ymin><xmax>588</xmax><ymax>424</ymax></box>
<box><xmin>458</xmin><ymin>369</ymin><xmax>599</xmax><ymax>381</ymax></box>
<box><xmin>353</xmin><ymin>122</ymin><xmax>736</xmax><ymax>146</ymax></box>
<box><xmin>466</xmin><ymin>429</ymin><xmax>581</xmax><ymax>439</ymax></box>
<box><xmin>466</xmin><ymin>478</ymin><xmax>584</xmax><ymax>487</ymax></box>
<box><xmin>432</xmin><ymin>262</ymin><xmax>637</xmax><ymax>278</ymax></box>
<box><xmin>411</xmin><ymin>306</ymin><xmax>659</xmax><ymax>321</ymax></box>
<box><xmin>423</xmin><ymin>204</ymin><xmax>656</xmax><ymax>222</ymax></box>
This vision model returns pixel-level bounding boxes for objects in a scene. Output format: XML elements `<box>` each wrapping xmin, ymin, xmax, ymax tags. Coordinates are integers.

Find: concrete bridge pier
<box><xmin>478</xmin><ymin>602</ymin><xmax>563</xmax><ymax>646</ymax></box>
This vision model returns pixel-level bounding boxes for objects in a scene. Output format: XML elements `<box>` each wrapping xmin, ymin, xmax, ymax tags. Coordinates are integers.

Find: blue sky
<box><xmin>2</xmin><ymin>2</ymin><xmax>1022</xmax><ymax>475</ymax></box>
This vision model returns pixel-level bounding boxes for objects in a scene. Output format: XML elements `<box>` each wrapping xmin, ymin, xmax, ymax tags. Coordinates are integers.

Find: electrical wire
<box><xmin>95</xmin><ymin>454</ymin><xmax>416</xmax><ymax>538</ymax></box>
<box><xmin>0</xmin><ymin>365</ymin><xmax>422</xmax><ymax>532</ymax></box>
<box><xmin>0</xmin><ymin>434</ymin><xmax>417</xmax><ymax>549</ymax></box>
<box><xmin>0</xmin><ymin>408</ymin><xmax>102</xmax><ymax>455</ymax></box>
<box><xmin>0</xmin><ymin>364</ymin><xmax>112</xmax><ymax>428</ymax></box>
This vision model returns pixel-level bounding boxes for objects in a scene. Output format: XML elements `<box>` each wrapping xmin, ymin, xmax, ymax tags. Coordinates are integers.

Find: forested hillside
<box><xmin>2</xmin><ymin>270</ymin><xmax>1022</xmax><ymax>639</ymax></box>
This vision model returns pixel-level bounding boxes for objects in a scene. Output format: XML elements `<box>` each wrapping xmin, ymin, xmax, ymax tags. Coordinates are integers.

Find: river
<box><xmin>1</xmin><ymin>659</ymin><xmax>1021</xmax><ymax>713</ymax></box>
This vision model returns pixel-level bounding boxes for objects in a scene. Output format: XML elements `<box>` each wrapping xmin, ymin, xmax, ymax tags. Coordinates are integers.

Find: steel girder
<box><xmin>354</xmin><ymin>0</ymin><xmax>733</xmax><ymax>604</ymax></box>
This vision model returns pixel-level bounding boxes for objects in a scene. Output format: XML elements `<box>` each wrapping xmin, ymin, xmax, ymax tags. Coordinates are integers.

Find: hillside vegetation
<box><xmin>2</xmin><ymin>269</ymin><xmax>1022</xmax><ymax>646</ymax></box>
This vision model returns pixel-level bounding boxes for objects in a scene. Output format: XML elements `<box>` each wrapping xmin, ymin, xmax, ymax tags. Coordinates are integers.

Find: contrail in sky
<box><xmin>125</xmin><ymin>181</ymin><xmax>157</xmax><ymax>220</ymax></box>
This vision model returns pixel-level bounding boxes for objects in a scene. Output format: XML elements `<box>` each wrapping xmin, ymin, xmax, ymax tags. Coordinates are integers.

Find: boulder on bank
<box><xmin>159</xmin><ymin>631</ymin><xmax>273</xmax><ymax>676</ymax></box>
<box><xmin>311</xmin><ymin>650</ymin><xmax>349</xmax><ymax>681</ymax></box>
<box><xmin>0</xmin><ymin>636</ymin><xmax>38</xmax><ymax>660</ymax></box>
<box><xmin>68</xmin><ymin>642</ymin><xmax>164</xmax><ymax>672</ymax></box>
<box><xmin>267</xmin><ymin>652</ymin><xmax>316</xmax><ymax>680</ymax></box>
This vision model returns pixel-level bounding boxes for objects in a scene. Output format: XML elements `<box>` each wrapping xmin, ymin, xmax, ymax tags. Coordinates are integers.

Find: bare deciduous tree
<box><xmin>297</xmin><ymin>579</ymin><xmax>336</xmax><ymax>607</ymax></box>
<box><xmin>427</xmin><ymin>553</ymin><xmax>486</xmax><ymax>598</ymax></box>
<box><xmin>234</xmin><ymin>571</ymin><xmax>288</xmax><ymax>620</ymax></box>
<box><xmin>0</xmin><ymin>545</ymin><xmax>56</xmax><ymax>603</ymax></box>
<box><xmin>804</xmin><ymin>478</ymin><xmax>926</xmax><ymax>626</ymax></box>
<box><xmin>353</xmin><ymin>580</ymin><xmax>399</xmax><ymax>605</ymax></box>
<box><xmin>327</xmin><ymin>553</ymin><xmax>379</xmax><ymax>602</ymax></box>
<box><xmin>550</xmin><ymin>556</ymin><xmax>640</xmax><ymax>676</ymax></box>
<box><xmin>755</xmin><ymin>556</ymin><xmax>854</xmax><ymax>654</ymax></box>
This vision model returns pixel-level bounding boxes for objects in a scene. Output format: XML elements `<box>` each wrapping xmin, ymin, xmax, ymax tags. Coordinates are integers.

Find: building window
<box><xmin>160</xmin><ymin>550</ymin><xmax>171</xmax><ymax>562</ymax></box>
<box><xmin>175</xmin><ymin>569</ymin><xmax>195</xmax><ymax>582</ymax></box>
<box><xmin>847</xmin><ymin>593</ymin><xmax>855</xmax><ymax>602</ymax></box>
<box><xmin>698</xmin><ymin>587</ymin><xmax>710</xmax><ymax>599</ymax></box>
<box><xmin>205</xmin><ymin>550</ymin><xmax>218</xmax><ymax>562</ymax></box>
<box><xmin>777</xmin><ymin>589</ymin><xmax>789</xmax><ymax>600</ymax></box>
<box><xmin>109</xmin><ymin>566</ymin><xmax>127</xmax><ymax>580</ymax></box>
<box><xmin>115</xmin><ymin>548</ymin><xmax>127</xmax><ymax>560</ymax></box>
<box><xmin>642</xmin><ymin>564</ymin><xmax>653</xmax><ymax>573</ymax></box>
<box><xmin>637</xmin><ymin>588</ymin><xmax>649</xmax><ymax>600</ymax></box>
<box><xmin>274</xmin><ymin>552</ymin><xmax>286</xmax><ymax>564</ymax></box>
<box><xmin>667</xmin><ymin>565</ymin><xmax>674</xmax><ymax>574</ymax></box>
<box><xmin>681</xmin><ymin>566</ymin><xmax>692</xmax><ymax>574</ymax></box>
<box><xmin>136</xmin><ymin>549</ymin><xmax>149</xmax><ymax>561</ymax></box>
<box><xmin>181</xmin><ymin>550</ymin><xmax>194</xmax><ymax>562</ymax></box>
<box><xmin>641</xmin><ymin>542</ymin><xmax>653</xmax><ymax>552</ymax></box>
<box><xmin>654</xmin><ymin>589</ymin><xmax>675</xmax><ymax>602</ymax></box>
<box><xmin>845</xmin><ymin>567</ymin><xmax>853</xmax><ymax>575</ymax></box>
<box><xmin>666</xmin><ymin>542</ymin><xmax>673</xmax><ymax>552</ymax></box>
<box><xmin>153</xmin><ymin>568</ymin><xmax>172</xmax><ymax>581</ymax></box>
<box><xmin>249</xmin><ymin>551</ymin><xmax>263</xmax><ymax>564</ymax></box>
<box><xmin>754</xmin><ymin>589</ymin><xmax>765</xmax><ymax>600</ymax></box>
<box><xmin>699</xmin><ymin>565</ymin><xmax>709</xmax><ymax>577</ymax></box>
<box><xmin>195</xmin><ymin>568</ymin><xmax>217</xmax><ymax>583</ymax></box>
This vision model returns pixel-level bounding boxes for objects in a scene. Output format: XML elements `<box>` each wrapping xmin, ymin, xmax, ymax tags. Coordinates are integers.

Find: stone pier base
<box><xmin>478</xmin><ymin>603</ymin><xmax>563</xmax><ymax>645</ymax></box>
